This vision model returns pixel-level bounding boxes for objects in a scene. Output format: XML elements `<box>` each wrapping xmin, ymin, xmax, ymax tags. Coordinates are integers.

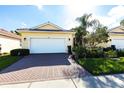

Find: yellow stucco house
<box><xmin>17</xmin><ymin>22</ymin><xmax>124</xmax><ymax>54</ymax></box>
<box><xmin>109</xmin><ymin>26</ymin><xmax>124</xmax><ymax>49</ymax></box>
<box><xmin>17</xmin><ymin>22</ymin><xmax>75</xmax><ymax>53</ymax></box>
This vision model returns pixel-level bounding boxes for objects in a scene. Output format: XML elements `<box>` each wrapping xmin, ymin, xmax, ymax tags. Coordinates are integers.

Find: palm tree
<box><xmin>74</xmin><ymin>13</ymin><xmax>98</xmax><ymax>47</ymax></box>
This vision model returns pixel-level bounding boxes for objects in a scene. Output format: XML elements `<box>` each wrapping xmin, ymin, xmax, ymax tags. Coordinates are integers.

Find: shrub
<box><xmin>86</xmin><ymin>48</ymin><xmax>104</xmax><ymax>58</ymax></box>
<box><xmin>10</xmin><ymin>49</ymin><xmax>30</xmax><ymax>56</ymax></box>
<box><xmin>103</xmin><ymin>45</ymin><xmax>116</xmax><ymax>52</ymax></box>
<box><xmin>104</xmin><ymin>50</ymin><xmax>117</xmax><ymax>58</ymax></box>
<box><xmin>117</xmin><ymin>49</ymin><xmax>124</xmax><ymax>57</ymax></box>
<box><xmin>111</xmin><ymin>45</ymin><xmax>116</xmax><ymax>50</ymax></box>
<box><xmin>72</xmin><ymin>46</ymin><xmax>86</xmax><ymax>59</ymax></box>
<box><xmin>103</xmin><ymin>47</ymin><xmax>112</xmax><ymax>51</ymax></box>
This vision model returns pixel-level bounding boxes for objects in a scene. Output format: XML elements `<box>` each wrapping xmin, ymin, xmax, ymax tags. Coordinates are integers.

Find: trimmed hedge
<box><xmin>10</xmin><ymin>49</ymin><xmax>30</xmax><ymax>56</ymax></box>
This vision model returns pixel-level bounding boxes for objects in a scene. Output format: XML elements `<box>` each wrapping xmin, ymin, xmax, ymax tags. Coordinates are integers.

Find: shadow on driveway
<box><xmin>0</xmin><ymin>53</ymin><xmax>70</xmax><ymax>74</ymax></box>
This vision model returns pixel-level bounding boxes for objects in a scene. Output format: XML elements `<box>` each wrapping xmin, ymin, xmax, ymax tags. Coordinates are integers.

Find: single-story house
<box><xmin>18</xmin><ymin>22</ymin><xmax>75</xmax><ymax>54</ymax></box>
<box><xmin>0</xmin><ymin>29</ymin><xmax>21</xmax><ymax>53</ymax></box>
<box><xmin>109</xmin><ymin>26</ymin><xmax>124</xmax><ymax>49</ymax></box>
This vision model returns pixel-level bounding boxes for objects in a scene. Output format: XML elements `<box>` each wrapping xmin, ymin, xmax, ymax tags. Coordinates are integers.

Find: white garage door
<box><xmin>30</xmin><ymin>38</ymin><xmax>66</xmax><ymax>53</ymax></box>
<box><xmin>112</xmin><ymin>39</ymin><xmax>124</xmax><ymax>49</ymax></box>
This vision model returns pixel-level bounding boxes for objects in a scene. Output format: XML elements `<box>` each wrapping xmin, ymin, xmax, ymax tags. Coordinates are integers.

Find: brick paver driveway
<box><xmin>0</xmin><ymin>53</ymin><xmax>73</xmax><ymax>84</ymax></box>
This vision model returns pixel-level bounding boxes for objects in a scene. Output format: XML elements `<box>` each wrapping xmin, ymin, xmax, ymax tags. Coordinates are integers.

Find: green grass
<box><xmin>0</xmin><ymin>55</ymin><xmax>22</xmax><ymax>71</ymax></box>
<box><xmin>78</xmin><ymin>57</ymin><xmax>124</xmax><ymax>75</ymax></box>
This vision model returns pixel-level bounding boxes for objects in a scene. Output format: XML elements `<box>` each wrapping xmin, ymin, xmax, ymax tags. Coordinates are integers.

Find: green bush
<box><xmin>72</xmin><ymin>46</ymin><xmax>86</xmax><ymax>59</ymax></box>
<box><xmin>117</xmin><ymin>49</ymin><xmax>124</xmax><ymax>57</ymax></box>
<box><xmin>104</xmin><ymin>50</ymin><xmax>117</xmax><ymax>58</ymax></box>
<box><xmin>111</xmin><ymin>45</ymin><xmax>116</xmax><ymax>50</ymax></box>
<box><xmin>72</xmin><ymin>46</ymin><xmax>104</xmax><ymax>58</ymax></box>
<box><xmin>72</xmin><ymin>46</ymin><xmax>118</xmax><ymax>58</ymax></box>
<box><xmin>10</xmin><ymin>49</ymin><xmax>30</xmax><ymax>56</ymax></box>
<box><xmin>86</xmin><ymin>49</ymin><xmax>104</xmax><ymax>58</ymax></box>
<box><xmin>103</xmin><ymin>47</ymin><xmax>112</xmax><ymax>51</ymax></box>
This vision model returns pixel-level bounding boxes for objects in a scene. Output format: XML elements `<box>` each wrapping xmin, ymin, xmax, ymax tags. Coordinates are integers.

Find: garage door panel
<box><xmin>30</xmin><ymin>38</ymin><xmax>66</xmax><ymax>53</ymax></box>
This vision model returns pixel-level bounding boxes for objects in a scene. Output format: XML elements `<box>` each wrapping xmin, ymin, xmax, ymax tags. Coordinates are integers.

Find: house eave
<box><xmin>110</xmin><ymin>32</ymin><xmax>124</xmax><ymax>34</ymax></box>
<box><xmin>17</xmin><ymin>28</ymin><xmax>71</xmax><ymax>32</ymax></box>
<box><xmin>18</xmin><ymin>30</ymin><xmax>75</xmax><ymax>34</ymax></box>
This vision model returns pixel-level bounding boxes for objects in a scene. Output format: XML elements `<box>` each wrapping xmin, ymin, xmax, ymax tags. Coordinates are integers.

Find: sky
<box><xmin>0</xmin><ymin>5</ymin><xmax>124</xmax><ymax>31</ymax></box>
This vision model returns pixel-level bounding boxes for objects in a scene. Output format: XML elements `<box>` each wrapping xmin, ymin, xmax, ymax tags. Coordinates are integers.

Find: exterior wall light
<box><xmin>24</xmin><ymin>38</ymin><xmax>26</xmax><ymax>41</ymax></box>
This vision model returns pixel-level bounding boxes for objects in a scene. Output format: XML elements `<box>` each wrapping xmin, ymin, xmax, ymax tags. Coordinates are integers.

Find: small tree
<box><xmin>72</xmin><ymin>26</ymin><xmax>88</xmax><ymax>46</ymax></box>
<box><xmin>87</xmin><ymin>25</ymin><xmax>110</xmax><ymax>49</ymax></box>
<box><xmin>72</xmin><ymin>14</ymin><xmax>110</xmax><ymax>58</ymax></box>
<box><xmin>72</xmin><ymin>13</ymin><xmax>98</xmax><ymax>58</ymax></box>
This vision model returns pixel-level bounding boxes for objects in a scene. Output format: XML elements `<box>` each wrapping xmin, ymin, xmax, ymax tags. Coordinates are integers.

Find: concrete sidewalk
<box><xmin>0</xmin><ymin>79</ymin><xmax>76</xmax><ymax>88</ymax></box>
<box><xmin>0</xmin><ymin>74</ymin><xmax>124</xmax><ymax>88</ymax></box>
<box><xmin>73</xmin><ymin>74</ymin><xmax>124</xmax><ymax>88</ymax></box>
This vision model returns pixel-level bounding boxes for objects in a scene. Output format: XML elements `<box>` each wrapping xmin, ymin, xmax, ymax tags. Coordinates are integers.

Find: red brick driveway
<box><xmin>0</xmin><ymin>53</ymin><xmax>89</xmax><ymax>85</ymax></box>
<box><xmin>0</xmin><ymin>54</ymin><xmax>70</xmax><ymax>84</ymax></box>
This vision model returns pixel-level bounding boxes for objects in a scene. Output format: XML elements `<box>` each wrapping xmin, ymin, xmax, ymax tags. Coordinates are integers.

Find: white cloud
<box><xmin>64</xmin><ymin>5</ymin><xmax>124</xmax><ymax>29</ymax></box>
<box><xmin>108</xmin><ymin>5</ymin><xmax>124</xmax><ymax>18</ymax></box>
<box><xmin>20</xmin><ymin>22</ymin><xmax>27</xmax><ymax>28</ymax></box>
<box><xmin>64</xmin><ymin>5</ymin><xmax>96</xmax><ymax>29</ymax></box>
<box><xmin>35</xmin><ymin>5</ymin><xmax>43</xmax><ymax>10</ymax></box>
<box><xmin>93</xmin><ymin>5</ymin><xmax>124</xmax><ymax>28</ymax></box>
<box><xmin>92</xmin><ymin>15</ymin><xmax>114</xmax><ymax>27</ymax></box>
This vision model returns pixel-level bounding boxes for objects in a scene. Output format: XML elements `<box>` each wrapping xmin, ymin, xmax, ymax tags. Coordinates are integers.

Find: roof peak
<box><xmin>109</xmin><ymin>26</ymin><xmax>123</xmax><ymax>31</ymax></box>
<box><xmin>32</xmin><ymin>22</ymin><xmax>65</xmax><ymax>30</ymax></box>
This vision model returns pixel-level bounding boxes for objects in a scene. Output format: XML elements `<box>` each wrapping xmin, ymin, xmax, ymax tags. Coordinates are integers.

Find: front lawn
<box><xmin>78</xmin><ymin>57</ymin><xmax>124</xmax><ymax>75</ymax></box>
<box><xmin>0</xmin><ymin>55</ymin><xmax>22</xmax><ymax>71</ymax></box>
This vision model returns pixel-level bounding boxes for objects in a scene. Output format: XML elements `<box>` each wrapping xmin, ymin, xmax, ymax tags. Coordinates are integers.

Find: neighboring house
<box><xmin>18</xmin><ymin>22</ymin><xmax>75</xmax><ymax>53</ymax></box>
<box><xmin>109</xmin><ymin>26</ymin><xmax>124</xmax><ymax>49</ymax></box>
<box><xmin>0</xmin><ymin>29</ymin><xmax>21</xmax><ymax>53</ymax></box>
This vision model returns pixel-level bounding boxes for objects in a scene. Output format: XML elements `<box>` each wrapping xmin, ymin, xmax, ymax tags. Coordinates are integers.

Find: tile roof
<box><xmin>17</xmin><ymin>22</ymin><xmax>73</xmax><ymax>32</ymax></box>
<box><xmin>0</xmin><ymin>29</ymin><xmax>21</xmax><ymax>40</ymax></box>
<box><xmin>109</xmin><ymin>26</ymin><xmax>124</xmax><ymax>34</ymax></box>
<box><xmin>17</xmin><ymin>28</ymin><xmax>71</xmax><ymax>32</ymax></box>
